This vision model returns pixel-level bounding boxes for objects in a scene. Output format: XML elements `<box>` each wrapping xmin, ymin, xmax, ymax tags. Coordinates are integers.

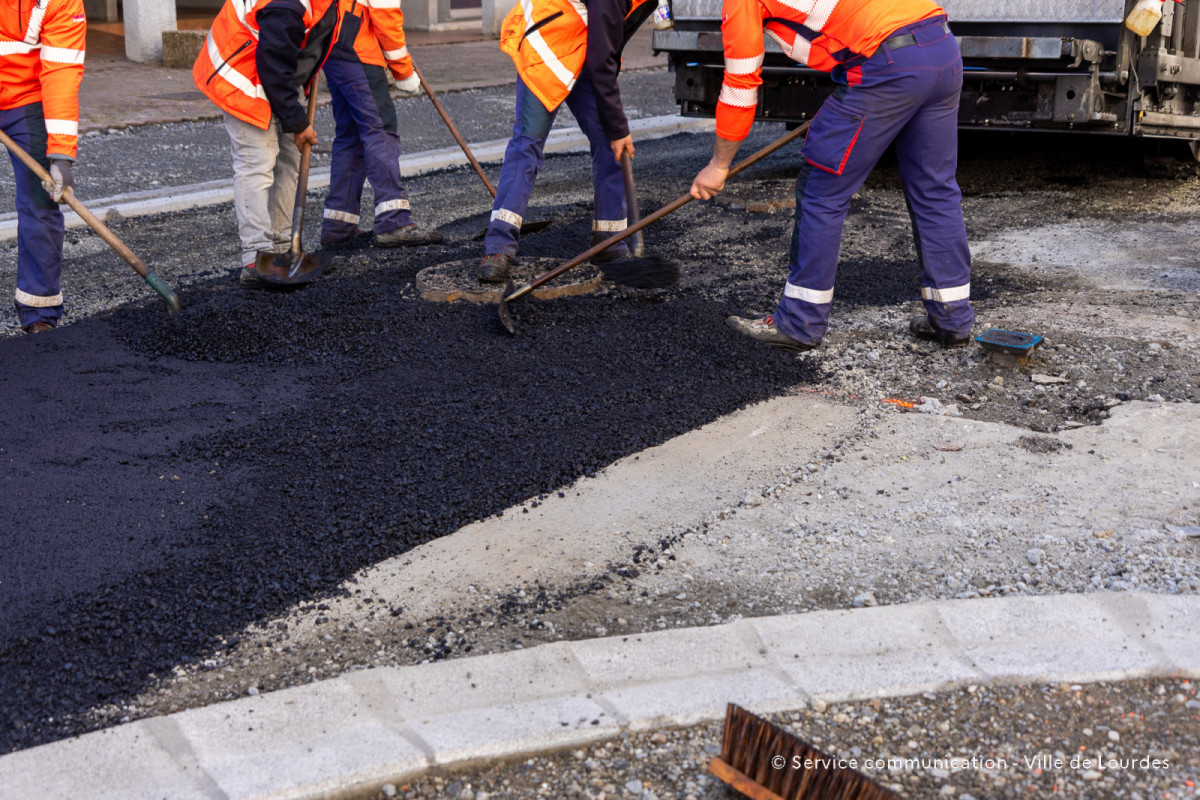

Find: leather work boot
<box><xmin>477</xmin><ymin>253</ymin><xmax>512</xmax><ymax>284</ymax></box>
<box><xmin>23</xmin><ymin>321</ymin><xmax>54</xmax><ymax>334</ymax></box>
<box><xmin>374</xmin><ymin>224</ymin><xmax>444</xmax><ymax>248</ymax></box>
<box><xmin>909</xmin><ymin>315</ymin><xmax>971</xmax><ymax>347</ymax></box>
<box><xmin>725</xmin><ymin>315</ymin><xmax>817</xmax><ymax>352</ymax></box>
<box><xmin>320</xmin><ymin>227</ymin><xmax>367</xmax><ymax>247</ymax></box>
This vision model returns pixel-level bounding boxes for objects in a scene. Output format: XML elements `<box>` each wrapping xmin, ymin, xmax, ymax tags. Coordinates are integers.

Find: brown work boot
<box><xmin>477</xmin><ymin>253</ymin><xmax>512</xmax><ymax>284</ymax></box>
<box><xmin>23</xmin><ymin>321</ymin><xmax>54</xmax><ymax>334</ymax></box>
<box><xmin>375</xmin><ymin>224</ymin><xmax>444</xmax><ymax>248</ymax></box>
<box><xmin>725</xmin><ymin>315</ymin><xmax>817</xmax><ymax>352</ymax></box>
<box><xmin>909</xmin><ymin>315</ymin><xmax>971</xmax><ymax>347</ymax></box>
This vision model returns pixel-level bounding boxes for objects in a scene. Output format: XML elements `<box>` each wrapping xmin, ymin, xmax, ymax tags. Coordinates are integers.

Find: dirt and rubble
<box><xmin>365</xmin><ymin>678</ymin><xmax>1200</xmax><ymax>800</ymax></box>
<box><xmin>1</xmin><ymin>122</ymin><xmax>1198</xmax><ymax>762</ymax></box>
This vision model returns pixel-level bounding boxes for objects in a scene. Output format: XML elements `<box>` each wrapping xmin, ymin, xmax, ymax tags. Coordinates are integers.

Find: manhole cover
<box><xmin>416</xmin><ymin>258</ymin><xmax>603</xmax><ymax>304</ymax></box>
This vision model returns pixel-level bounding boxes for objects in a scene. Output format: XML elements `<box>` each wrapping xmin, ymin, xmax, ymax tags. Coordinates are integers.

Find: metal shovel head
<box><xmin>498</xmin><ymin>279</ymin><xmax>517</xmax><ymax>334</ymax></box>
<box><xmin>252</xmin><ymin>250</ymin><xmax>326</xmax><ymax>289</ymax></box>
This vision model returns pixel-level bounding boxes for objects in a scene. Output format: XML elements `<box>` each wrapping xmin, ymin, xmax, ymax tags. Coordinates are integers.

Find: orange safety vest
<box><xmin>0</xmin><ymin>0</ymin><xmax>86</xmax><ymax>159</ymax></box>
<box><xmin>193</xmin><ymin>0</ymin><xmax>341</xmax><ymax>130</ymax></box>
<box><xmin>499</xmin><ymin>0</ymin><xmax>654</xmax><ymax>113</ymax></box>
<box><xmin>716</xmin><ymin>0</ymin><xmax>944</xmax><ymax>141</ymax></box>
<box><xmin>335</xmin><ymin>0</ymin><xmax>413</xmax><ymax>81</ymax></box>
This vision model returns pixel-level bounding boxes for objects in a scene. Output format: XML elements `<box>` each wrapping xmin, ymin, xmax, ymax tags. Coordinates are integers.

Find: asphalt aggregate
<box><xmin>0</xmin><ymin>129</ymin><xmax>824</xmax><ymax>753</ymax></box>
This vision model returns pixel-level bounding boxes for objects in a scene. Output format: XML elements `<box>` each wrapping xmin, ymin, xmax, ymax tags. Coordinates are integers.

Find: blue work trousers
<box><xmin>321</xmin><ymin>57</ymin><xmax>412</xmax><ymax>241</ymax></box>
<box><xmin>775</xmin><ymin>15</ymin><xmax>974</xmax><ymax>346</ymax></box>
<box><xmin>2</xmin><ymin>102</ymin><xmax>64</xmax><ymax>328</ymax></box>
<box><xmin>485</xmin><ymin>73</ymin><xmax>628</xmax><ymax>258</ymax></box>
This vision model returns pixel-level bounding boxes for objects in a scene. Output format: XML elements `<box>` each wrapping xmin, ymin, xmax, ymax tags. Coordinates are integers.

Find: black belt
<box><xmin>882</xmin><ymin>21</ymin><xmax>951</xmax><ymax>51</ymax></box>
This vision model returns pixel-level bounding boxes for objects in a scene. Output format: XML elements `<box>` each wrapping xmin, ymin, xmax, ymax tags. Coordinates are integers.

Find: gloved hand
<box><xmin>393</xmin><ymin>73</ymin><xmax>421</xmax><ymax>97</ymax></box>
<box><xmin>41</xmin><ymin>158</ymin><xmax>74</xmax><ymax>203</ymax></box>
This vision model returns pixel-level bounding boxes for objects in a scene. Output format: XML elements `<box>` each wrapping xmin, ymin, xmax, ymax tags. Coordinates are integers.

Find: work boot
<box><xmin>320</xmin><ymin>227</ymin><xmax>367</xmax><ymax>247</ymax></box>
<box><xmin>725</xmin><ymin>315</ymin><xmax>817</xmax><ymax>352</ymax></box>
<box><xmin>477</xmin><ymin>253</ymin><xmax>512</xmax><ymax>284</ymax></box>
<box><xmin>23</xmin><ymin>321</ymin><xmax>54</xmax><ymax>334</ymax></box>
<box><xmin>909</xmin><ymin>315</ymin><xmax>971</xmax><ymax>348</ymax></box>
<box><xmin>375</xmin><ymin>224</ymin><xmax>444</xmax><ymax>248</ymax></box>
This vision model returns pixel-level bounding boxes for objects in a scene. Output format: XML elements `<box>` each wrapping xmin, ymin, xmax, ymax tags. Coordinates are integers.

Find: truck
<box><xmin>653</xmin><ymin>0</ymin><xmax>1200</xmax><ymax>154</ymax></box>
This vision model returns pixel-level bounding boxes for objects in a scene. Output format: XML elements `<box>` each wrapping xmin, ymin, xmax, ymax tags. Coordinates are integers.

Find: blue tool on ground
<box><xmin>975</xmin><ymin>328</ymin><xmax>1043</xmax><ymax>356</ymax></box>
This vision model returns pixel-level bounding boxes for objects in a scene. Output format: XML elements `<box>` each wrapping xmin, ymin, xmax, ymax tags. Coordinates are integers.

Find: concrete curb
<box><xmin>0</xmin><ymin>115</ymin><xmax>713</xmax><ymax>243</ymax></box>
<box><xmin>1</xmin><ymin>592</ymin><xmax>1195</xmax><ymax>799</ymax></box>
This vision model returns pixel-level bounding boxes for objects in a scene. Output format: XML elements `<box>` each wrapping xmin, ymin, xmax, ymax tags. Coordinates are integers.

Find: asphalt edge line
<box><xmin>0</xmin><ymin>115</ymin><xmax>714</xmax><ymax>243</ymax></box>
<box><xmin>1</xmin><ymin>591</ymin><xmax>1195</xmax><ymax>800</ymax></box>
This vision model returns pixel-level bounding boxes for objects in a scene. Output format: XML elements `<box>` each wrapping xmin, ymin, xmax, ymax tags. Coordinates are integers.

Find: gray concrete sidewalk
<box><xmin>1</xmin><ymin>592</ymin><xmax>1195</xmax><ymax>800</ymax></box>
<box><xmin>77</xmin><ymin>27</ymin><xmax>666</xmax><ymax>133</ymax></box>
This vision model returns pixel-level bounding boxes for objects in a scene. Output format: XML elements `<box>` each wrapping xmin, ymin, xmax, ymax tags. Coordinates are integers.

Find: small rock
<box><xmin>852</xmin><ymin>592</ymin><xmax>877</xmax><ymax>608</ymax></box>
<box><xmin>811</xmin><ymin>698</ymin><xmax>828</xmax><ymax>713</ymax></box>
<box><xmin>1108</xmin><ymin>730</ymin><xmax>1120</xmax><ymax>742</ymax></box>
<box><xmin>1031</xmin><ymin>374</ymin><xmax>1068</xmax><ymax>384</ymax></box>
<box><xmin>381</xmin><ymin>785</ymin><xmax>397</xmax><ymax>798</ymax></box>
<box><xmin>1081</xmin><ymin>770</ymin><xmax>1102</xmax><ymax>781</ymax></box>
<box><xmin>246</xmin><ymin>686</ymin><xmax>259</xmax><ymax>696</ymax></box>
<box><xmin>742</xmin><ymin>491</ymin><xmax>763</xmax><ymax>507</ymax></box>
<box><xmin>624</xmin><ymin>779</ymin><xmax>643</xmax><ymax>794</ymax></box>
<box><xmin>1147</xmin><ymin>394</ymin><xmax>1165</xmax><ymax>402</ymax></box>
<box><xmin>1026</xmin><ymin>548</ymin><xmax>1045</xmax><ymax>566</ymax></box>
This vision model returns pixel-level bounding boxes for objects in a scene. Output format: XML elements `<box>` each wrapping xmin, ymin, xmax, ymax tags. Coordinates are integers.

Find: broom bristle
<box><xmin>716</xmin><ymin>704</ymin><xmax>899</xmax><ymax>800</ymax></box>
<box><xmin>596</xmin><ymin>255</ymin><xmax>681</xmax><ymax>289</ymax></box>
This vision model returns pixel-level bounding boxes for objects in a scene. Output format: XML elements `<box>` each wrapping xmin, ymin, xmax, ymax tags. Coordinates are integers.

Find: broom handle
<box><xmin>505</xmin><ymin>122</ymin><xmax>810</xmax><ymax>303</ymax></box>
<box><xmin>0</xmin><ymin>127</ymin><xmax>181</xmax><ymax>312</ymax></box>
<box><xmin>415</xmin><ymin>64</ymin><xmax>497</xmax><ymax>197</ymax></box>
<box><xmin>290</xmin><ymin>87</ymin><xmax>319</xmax><ymax>254</ymax></box>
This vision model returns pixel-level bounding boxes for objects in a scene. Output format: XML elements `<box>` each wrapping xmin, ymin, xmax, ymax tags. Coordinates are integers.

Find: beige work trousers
<box><xmin>223</xmin><ymin>112</ymin><xmax>301</xmax><ymax>267</ymax></box>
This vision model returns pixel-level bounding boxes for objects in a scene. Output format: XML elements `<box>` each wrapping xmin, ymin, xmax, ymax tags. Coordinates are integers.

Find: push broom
<box><xmin>711</xmin><ymin>704</ymin><xmax>899</xmax><ymax>800</ymax></box>
<box><xmin>498</xmin><ymin>122</ymin><xmax>810</xmax><ymax>333</ymax></box>
<box><xmin>0</xmin><ymin>128</ymin><xmax>181</xmax><ymax>313</ymax></box>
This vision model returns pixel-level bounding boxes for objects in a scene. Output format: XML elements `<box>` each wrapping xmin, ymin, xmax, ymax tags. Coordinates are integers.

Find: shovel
<box><xmin>411</xmin><ymin>63</ymin><xmax>554</xmax><ymax>238</ymax></box>
<box><xmin>255</xmin><ymin>88</ymin><xmax>330</xmax><ymax>287</ymax></box>
<box><xmin>499</xmin><ymin>122</ymin><xmax>810</xmax><ymax>333</ymax></box>
<box><xmin>0</xmin><ymin>128</ymin><xmax>181</xmax><ymax>314</ymax></box>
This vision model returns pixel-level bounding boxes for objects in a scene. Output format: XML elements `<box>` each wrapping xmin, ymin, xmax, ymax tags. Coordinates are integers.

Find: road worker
<box><xmin>193</xmin><ymin>0</ymin><xmax>340</xmax><ymax>287</ymax></box>
<box><xmin>690</xmin><ymin>0</ymin><xmax>974</xmax><ymax>350</ymax></box>
<box><xmin>1</xmin><ymin>0</ymin><xmax>86</xmax><ymax>333</ymax></box>
<box><xmin>477</xmin><ymin>0</ymin><xmax>658</xmax><ymax>283</ymax></box>
<box><xmin>320</xmin><ymin>0</ymin><xmax>442</xmax><ymax>248</ymax></box>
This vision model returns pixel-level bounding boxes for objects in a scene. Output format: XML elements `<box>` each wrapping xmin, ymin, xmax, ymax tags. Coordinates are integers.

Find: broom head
<box><xmin>710</xmin><ymin>704</ymin><xmax>899</xmax><ymax>800</ymax></box>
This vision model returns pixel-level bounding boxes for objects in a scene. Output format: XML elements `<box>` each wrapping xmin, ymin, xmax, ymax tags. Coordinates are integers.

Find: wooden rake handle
<box><xmin>414</xmin><ymin>63</ymin><xmax>497</xmax><ymax>197</ymax></box>
<box><xmin>504</xmin><ymin>121</ymin><xmax>810</xmax><ymax>304</ymax></box>
<box><xmin>0</xmin><ymin>127</ymin><xmax>181</xmax><ymax>313</ymax></box>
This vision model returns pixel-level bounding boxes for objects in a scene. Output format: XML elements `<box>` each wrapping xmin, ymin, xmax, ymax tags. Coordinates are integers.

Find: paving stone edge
<box><xmin>1</xmin><ymin>592</ymin><xmax>1195</xmax><ymax>800</ymax></box>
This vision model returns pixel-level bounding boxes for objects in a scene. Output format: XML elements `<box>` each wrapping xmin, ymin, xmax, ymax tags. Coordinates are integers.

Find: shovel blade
<box><xmin>252</xmin><ymin>250</ymin><xmax>326</xmax><ymax>288</ymax></box>
<box><xmin>498</xmin><ymin>279</ymin><xmax>516</xmax><ymax>334</ymax></box>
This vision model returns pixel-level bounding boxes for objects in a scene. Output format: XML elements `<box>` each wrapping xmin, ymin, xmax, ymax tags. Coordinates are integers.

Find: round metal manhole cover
<box><xmin>416</xmin><ymin>258</ymin><xmax>603</xmax><ymax>304</ymax></box>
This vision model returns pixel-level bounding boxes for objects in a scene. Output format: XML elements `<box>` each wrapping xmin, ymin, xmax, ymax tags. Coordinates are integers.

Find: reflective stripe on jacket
<box><xmin>332</xmin><ymin>0</ymin><xmax>413</xmax><ymax>81</ymax></box>
<box><xmin>0</xmin><ymin>0</ymin><xmax>86</xmax><ymax>158</ymax></box>
<box><xmin>499</xmin><ymin>0</ymin><xmax>653</xmax><ymax>113</ymax></box>
<box><xmin>716</xmin><ymin>0</ymin><xmax>944</xmax><ymax>141</ymax></box>
<box><xmin>193</xmin><ymin>0</ymin><xmax>341</xmax><ymax>130</ymax></box>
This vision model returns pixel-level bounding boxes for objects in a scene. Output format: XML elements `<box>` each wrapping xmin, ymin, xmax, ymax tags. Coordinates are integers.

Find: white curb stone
<box><xmin>1</xmin><ymin>592</ymin><xmax>1194</xmax><ymax>800</ymax></box>
<box><xmin>0</xmin><ymin>115</ymin><xmax>714</xmax><ymax>243</ymax></box>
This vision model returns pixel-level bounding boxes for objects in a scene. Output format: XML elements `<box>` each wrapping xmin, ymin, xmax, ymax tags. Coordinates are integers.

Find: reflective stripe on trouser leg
<box><xmin>565</xmin><ymin>73</ymin><xmax>629</xmax><ymax>257</ymax></box>
<box><xmin>322</xmin><ymin>58</ymin><xmax>368</xmax><ymax>242</ymax></box>
<box><xmin>892</xmin><ymin>38</ymin><xmax>974</xmax><ymax>338</ymax></box>
<box><xmin>484</xmin><ymin>78</ymin><xmax>557</xmax><ymax>257</ymax></box>
<box><xmin>2</xmin><ymin>103</ymin><xmax>64</xmax><ymax>328</ymax></box>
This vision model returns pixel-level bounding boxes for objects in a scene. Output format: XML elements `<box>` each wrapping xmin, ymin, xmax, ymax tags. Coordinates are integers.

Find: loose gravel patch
<box><xmin>373</xmin><ymin>678</ymin><xmax>1200</xmax><ymax>800</ymax></box>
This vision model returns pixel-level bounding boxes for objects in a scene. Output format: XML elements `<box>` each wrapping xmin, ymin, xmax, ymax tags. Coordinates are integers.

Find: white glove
<box><xmin>394</xmin><ymin>73</ymin><xmax>421</xmax><ymax>97</ymax></box>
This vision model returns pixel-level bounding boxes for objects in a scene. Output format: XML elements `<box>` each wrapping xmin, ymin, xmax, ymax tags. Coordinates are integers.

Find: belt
<box><xmin>882</xmin><ymin>21</ymin><xmax>952</xmax><ymax>51</ymax></box>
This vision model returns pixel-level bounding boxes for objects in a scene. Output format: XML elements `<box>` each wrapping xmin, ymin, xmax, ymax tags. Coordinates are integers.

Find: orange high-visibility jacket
<box><xmin>716</xmin><ymin>0</ymin><xmax>945</xmax><ymax>141</ymax></box>
<box><xmin>336</xmin><ymin>0</ymin><xmax>413</xmax><ymax>81</ymax></box>
<box><xmin>0</xmin><ymin>0</ymin><xmax>86</xmax><ymax>159</ymax></box>
<box><xmin>194</xmin><ymin>0</ymin><xmax>341</xmax><ymax>130</ymax></box>
<box><xmin>499</xmin><ymin>0</ymin><xmax>654</xmax><ymax>113</ymax></box>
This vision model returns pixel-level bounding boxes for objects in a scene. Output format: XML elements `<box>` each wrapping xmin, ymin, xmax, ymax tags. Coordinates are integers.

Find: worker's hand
<box><xmin>690</xmin><ymin>161</ymin><xmax>729</xmax><ymax>200</ymax></box>
<box><xmin>294</xmin><ymin>125</ymin><xmax>318</xmax><ymax>150</ymax></box>
<box><xmin>393</xmin><ymin>73</ymin><xmax>421</xmax><ymax>97</ymax></box>
<box><xmin>610</xmin><ymin>135</ymin><xmax>635</xmax><ymax>163</ymax></box>
<box><xmin>41</xmin><ymin>158</ymin><xmax>74</xmax><ymax>203</ymax></box>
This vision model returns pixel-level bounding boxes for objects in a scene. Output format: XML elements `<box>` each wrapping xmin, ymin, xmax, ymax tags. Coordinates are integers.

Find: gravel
<box><xmin>365</xmin><ymin>679</ymin><xmax>1200</xmax><ymax>799</ymax></box>
<box><xmin>1</xmin><ymin>115</ymin><xmax>1197</xmax><ymax>763</ymax></box>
